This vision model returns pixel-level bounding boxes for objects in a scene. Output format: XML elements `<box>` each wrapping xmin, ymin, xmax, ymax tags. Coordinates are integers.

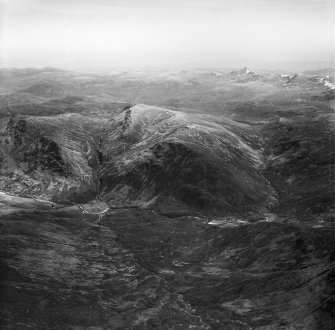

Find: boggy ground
<box><xmin>1</xmin><ymin>198</ymin><xmax>334</xmax><ymax>329</ymax></box>
<box><xmin>0</xmin><ymin>204</ymin><xmax>207</xmax><ymax>329</ymax></box>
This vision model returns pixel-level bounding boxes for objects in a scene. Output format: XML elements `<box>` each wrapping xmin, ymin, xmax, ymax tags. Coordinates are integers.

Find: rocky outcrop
<box><xmin>0</xmin><ymin>114</ymin><xmax>105</xmax><ymax>202</ymax></box>
<box><xmin>280</xmin><ymin>74</ymin><xmax>298</xmax><ymax>85</ymax></box>
<box><xmin>224</xmin><ymin>67</ymin><xmax>263</xmax><ymax>82</ymax></box>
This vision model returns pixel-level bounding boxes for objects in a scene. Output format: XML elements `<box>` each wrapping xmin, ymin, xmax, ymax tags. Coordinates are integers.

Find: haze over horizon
<box><xmin>0</xmin><ymin>0</ymin><xmax>334</xmax><ymax>72</ymax></box>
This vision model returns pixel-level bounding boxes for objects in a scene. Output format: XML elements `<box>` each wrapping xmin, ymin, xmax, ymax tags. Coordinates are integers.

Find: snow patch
<box><xmin>324</xmin><ymin>80</ymin><xmax>335</xmax><ymax>90</ymax></box>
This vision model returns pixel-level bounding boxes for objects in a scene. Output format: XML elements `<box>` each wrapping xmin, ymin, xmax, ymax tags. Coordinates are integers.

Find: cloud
<box><xmin>0</xmin><ymin>0</ymin><xmax>332</xmax><ymax>69</ymax></box>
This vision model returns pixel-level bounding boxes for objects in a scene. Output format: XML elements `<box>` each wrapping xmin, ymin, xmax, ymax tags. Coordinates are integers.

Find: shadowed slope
<box><xmin>99</xmin><ymin>105</ymin><xmax>277</xmax><ymax>214</ymax></box>
<box><xmin>1</xmin><ymin>105</ymin><xmax>277</xmax><ymax>214</ymax></box>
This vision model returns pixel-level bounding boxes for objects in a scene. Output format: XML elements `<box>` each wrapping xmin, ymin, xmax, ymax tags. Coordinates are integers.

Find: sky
<box><xmin>0</xmin><ymin>0</ymin><xmax>334</xmax><ymax>71</ymax></box>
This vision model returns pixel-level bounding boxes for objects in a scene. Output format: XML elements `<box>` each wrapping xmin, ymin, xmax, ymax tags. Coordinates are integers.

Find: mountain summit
<box><xmin>225</xmin><ymin>67</ymin><xmax>262</xmax><ymax>81</ymax></box>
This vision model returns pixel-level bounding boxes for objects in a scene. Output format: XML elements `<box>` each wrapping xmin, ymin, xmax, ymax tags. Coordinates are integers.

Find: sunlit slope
<box><xmin>99</xmin><ymin>105</ymin><xmax>276</xmax><ymax>213</ymax></box>
<box><xmin>0</xmin><ymin>105</ymin><xmax>276</xmax><ymax>214</ymax></box>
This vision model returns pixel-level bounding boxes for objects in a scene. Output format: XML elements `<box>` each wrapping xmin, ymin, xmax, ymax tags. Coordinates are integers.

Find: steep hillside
<box><xmin>0</xmin><ymin>114</ymin><xmax>105</xmax><ymax>202</ymax></box>
<box><xmin>99</xmin><ymin>105</ymin><xmax>276</xmax><ymax>214</ymax></box>
<box><xmin>0</xmin><ymin>104</ymin><xmax>276</xmax><ymax>215</ymax></box>
<box><xmin>263</xmin><ymin>113</ymin><xmax>335</xmax><ymax>221</ymax></box>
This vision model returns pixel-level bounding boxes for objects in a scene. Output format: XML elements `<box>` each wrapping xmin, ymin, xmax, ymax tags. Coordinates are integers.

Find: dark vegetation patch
<box><xmin>263</xmin><ymin>115</ymin><xmax>335</xmax><ymax>219</ymax></box>
<box><xmin>101</xmin><ymin>140</ymin><xmax>269</xmax><ymax>212</ymax></box>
